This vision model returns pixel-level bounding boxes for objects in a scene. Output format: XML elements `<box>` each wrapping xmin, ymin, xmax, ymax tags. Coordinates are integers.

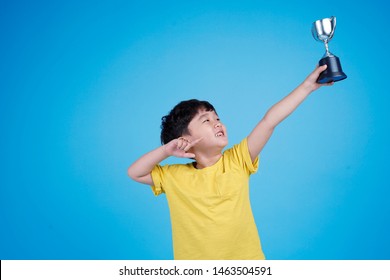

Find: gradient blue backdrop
<box><xmin>1</xmin><ymin>0</ymin><xmax>389</xmax><ymax>260</ymax></box>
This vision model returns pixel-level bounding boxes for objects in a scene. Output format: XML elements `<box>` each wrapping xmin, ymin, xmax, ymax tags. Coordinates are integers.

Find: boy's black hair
<box><xmin>160</xmin><ymin>99</ymin><xmax>216</xmax><ymax>144</ymax></box>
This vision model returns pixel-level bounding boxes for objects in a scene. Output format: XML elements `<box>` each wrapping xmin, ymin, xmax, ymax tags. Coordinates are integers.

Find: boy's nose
<box><xmin>214</xmin><ymin>122</ymin><xmax>221</xmax><ymax>128</ymax></box>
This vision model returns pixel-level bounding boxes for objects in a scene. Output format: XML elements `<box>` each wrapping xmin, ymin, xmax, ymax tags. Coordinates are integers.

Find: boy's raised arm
<box><xmin>247</xmin><ymin>65</ymin><xmax>333</xmax><ymax>162</ymax></box>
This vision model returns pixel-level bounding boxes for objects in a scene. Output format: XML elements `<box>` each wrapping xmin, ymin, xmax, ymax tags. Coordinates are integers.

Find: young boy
<box><xmin>128</xmin><ymin>65</ymin><xmax>333</xmax><ymax>260</ymax></box>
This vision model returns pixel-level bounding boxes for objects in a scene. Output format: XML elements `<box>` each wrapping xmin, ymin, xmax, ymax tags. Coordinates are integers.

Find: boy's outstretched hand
<box><xmin>163</xmin><ymin>137</ymin><xmax>203</xmax><ymax>158</ymax></box>
<box><xmin>303</xmin><ymin>64</ymin><xmax>335</xmax><ymax>92</ymax></box>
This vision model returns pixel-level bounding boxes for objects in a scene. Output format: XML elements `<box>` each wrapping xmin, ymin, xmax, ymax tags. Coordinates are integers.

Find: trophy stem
<box><xmin>324</xmin><ymin>42</ymin><xmax>331</xmax><ymax>56</ymax></box>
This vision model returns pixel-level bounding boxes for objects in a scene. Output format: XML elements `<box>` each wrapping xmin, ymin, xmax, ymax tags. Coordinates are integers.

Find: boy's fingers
<box><xmin>177</xmin><ymin>137</ymin><xmax>189</xmax><ymax>150</ymax></box>
<box><xmin>183</xmin><ymin>145</ymin><xmax>191</xmax><ymax>152</ymax></box>
<box><xmin>324</xmin><ymin>81</ymin><xmax>335</xmax><ymax>86</ymax></box>
<box><xmin>182</xmin><ymin>152</ymin><xmax>196</xmax><ymax>158</ymax></box>
<box><xmin>184</xmin><ymin>139</ymin><xmax>200</xmax><ymax>151</ymax></box>
<box><xmin>316</xmin><ymin>64</ymin><xmax>327</xmax><ymax>74</ymax></box>
<box><xmin>190</xmin><ymin>137</ymin><xmax>204</xmax><ymax>146</ymax></box>
<box><xmin>177</xmin><ymin>137</ymin><xmax>203</xmax><ymax>153</ymax></box>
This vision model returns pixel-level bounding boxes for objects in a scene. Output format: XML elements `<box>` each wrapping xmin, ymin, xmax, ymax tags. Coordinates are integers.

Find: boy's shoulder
<box><xmin>157</xmin><ymin>161</ymin><xmax>195</xmax><ymax>172</ymax></box>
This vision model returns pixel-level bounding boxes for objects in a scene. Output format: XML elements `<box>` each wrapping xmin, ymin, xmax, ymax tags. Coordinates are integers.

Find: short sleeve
<box><xmin>225</xmin><ymin>138</ymin><xmax>259</xmax><ymax>175</ymax></box>
<box><xmin>150</xmin><ymin>165</ymin><xmax>165</xmax><ymax>196</ymax></box>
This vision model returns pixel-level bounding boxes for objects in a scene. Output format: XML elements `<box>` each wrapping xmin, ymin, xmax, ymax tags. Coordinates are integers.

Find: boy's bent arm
<box><xmin>128</xmin><ymin>137</ymin><xmax>202</xmax><ymax>185</ymax></box>
<box><xmin>127</xmin><ymin>146</ymin><xmax>168</xmax><ymax>185</ymax></box>
<box><xmin>247</xmin><ymin>65</ymin><xmax>333</xmax><ymax>162</ymax></box>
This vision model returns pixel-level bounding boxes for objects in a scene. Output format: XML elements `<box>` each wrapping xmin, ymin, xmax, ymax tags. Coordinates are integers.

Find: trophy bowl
<box><xmin>312</xmin><ymin>17</ymin><xmax>336</xmax><ymax>43</ymax></box>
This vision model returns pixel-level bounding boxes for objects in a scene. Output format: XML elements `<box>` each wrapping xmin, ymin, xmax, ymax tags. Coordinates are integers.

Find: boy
<box><xmin>128</xmin><ymin>65</ymin><xmax>333</xmax><ymax>260</ymax></box>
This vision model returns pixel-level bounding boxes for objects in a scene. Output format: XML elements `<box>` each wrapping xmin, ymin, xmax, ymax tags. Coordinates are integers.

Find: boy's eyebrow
<box><xmin>197</xmin><ymin>113</ymin><xmax>209</xmax><ymax>120</ymax></box>
<box><xmin>196</xmin><ymin>111</ymin><xmax>218</xmax><ymax>121</ymax></box>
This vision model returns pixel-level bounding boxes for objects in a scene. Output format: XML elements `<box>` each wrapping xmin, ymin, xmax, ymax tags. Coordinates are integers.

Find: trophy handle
<box><xmin>328</xmin><ymin>16</ymin><xmax>336</xmax><ymax>43</ymax></box>
<box><xmin>331</xmin><ymin>16</ymin><xmax>336</xmax><ymax>30</ymax></box>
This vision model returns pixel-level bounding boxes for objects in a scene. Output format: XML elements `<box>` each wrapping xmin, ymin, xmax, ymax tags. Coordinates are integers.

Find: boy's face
<box><xmin>184</xmin><ymin>108</ymin><xmax>228</xmax><ymax>153</ymax></box>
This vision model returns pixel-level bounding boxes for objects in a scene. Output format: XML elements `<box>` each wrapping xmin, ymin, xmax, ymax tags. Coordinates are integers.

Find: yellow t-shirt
<box><xmin>151</xmin><ymin>138</ymin><xmax>265</xmax><ymax>260</ymax></box>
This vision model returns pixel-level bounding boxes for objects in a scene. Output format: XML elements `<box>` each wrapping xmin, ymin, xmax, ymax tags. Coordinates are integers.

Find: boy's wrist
<box><xmin>301</xmin><ymin>80</ymin><xmax>318</xmax><ymax>94</ymax></box>
<box><xmin>161</xmin><ymin>144</ymin><xmax>171</xmax><ymax>158</ymax></box>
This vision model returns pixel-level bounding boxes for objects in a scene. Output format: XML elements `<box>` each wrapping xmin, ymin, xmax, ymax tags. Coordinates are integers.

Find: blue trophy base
<box><xmin>318</xmin><ymin>55</ymin><xmax>347</xmax><ymax>84</ymax></box>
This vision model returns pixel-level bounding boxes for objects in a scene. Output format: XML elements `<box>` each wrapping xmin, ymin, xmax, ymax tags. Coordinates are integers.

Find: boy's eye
<box><xmin>203</xmin><ymin>119</ymin><xmax>209</xmax><ymax>123</ymax></box>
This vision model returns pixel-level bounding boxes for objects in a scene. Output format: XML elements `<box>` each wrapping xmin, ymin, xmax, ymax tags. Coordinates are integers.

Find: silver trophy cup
<box><xmin>312</xmin><ymin>16</ymin><xmax>347</xmax><ymax>83</ymax></box>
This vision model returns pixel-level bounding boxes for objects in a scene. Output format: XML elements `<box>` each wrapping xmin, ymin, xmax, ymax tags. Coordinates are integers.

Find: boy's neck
<box><xmin>193</xmin><ymin>153</ymin><xmax>222</xmax><ymax>169</ymax></box>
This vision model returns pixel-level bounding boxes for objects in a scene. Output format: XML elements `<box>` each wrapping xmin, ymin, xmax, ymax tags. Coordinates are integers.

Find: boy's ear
<box><xmin>181</xmin><ymin>130</ymin><xmax>192</xmax><ymax>139</ymax></box>
<box><xmin>180</xmin><ymin>134</ymin><xmax>191</xmax><ymax>141</ymax></box>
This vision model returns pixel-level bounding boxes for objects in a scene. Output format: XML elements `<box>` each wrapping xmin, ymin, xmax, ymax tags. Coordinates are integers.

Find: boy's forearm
<box><xmin>263</xmin><ymin>82</ymin><xmax>314</xmax><ymax>128</ymax></box>
<box><xmin>127</xmin><ymin>146</ymin><xmax>168</xmax><ymax>180</ymax></box>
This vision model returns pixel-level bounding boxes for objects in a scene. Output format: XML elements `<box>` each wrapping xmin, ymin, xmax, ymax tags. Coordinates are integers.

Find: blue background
<box><xmin>1</xmin><ymin>0</ymin><xmax>389</xmax><ymax>260</ymax></box>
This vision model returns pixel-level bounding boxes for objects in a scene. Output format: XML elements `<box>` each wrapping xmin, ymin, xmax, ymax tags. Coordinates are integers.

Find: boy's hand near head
<box><xmin>163</xmin><ymin>137</ymin><xmax>203</xmax><ymax>159</ymax></box>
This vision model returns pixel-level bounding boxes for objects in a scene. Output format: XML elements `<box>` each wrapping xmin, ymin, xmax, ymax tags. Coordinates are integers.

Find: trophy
<box><xmin>312</xmin><ymin>16</ymin><xmax>347</xmax><ymax>83</ymax></box>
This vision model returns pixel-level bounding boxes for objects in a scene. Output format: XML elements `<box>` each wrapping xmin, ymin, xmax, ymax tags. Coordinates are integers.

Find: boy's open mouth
<box><xmin>215</xmin><ymin>131</ymin><xmax>224</xmax><ymax>137</ymax></box>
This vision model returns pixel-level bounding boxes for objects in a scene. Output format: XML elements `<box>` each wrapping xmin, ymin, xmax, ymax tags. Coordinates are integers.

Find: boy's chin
<box><xmin>199</xmin><ymin>140</ymin><xmax>228</xmax><ymax>152</ymax></box>
<box><xmin>217</xmin><ymin>138</ymin><xmax>228</xmax><ymax>148</ymax></box>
